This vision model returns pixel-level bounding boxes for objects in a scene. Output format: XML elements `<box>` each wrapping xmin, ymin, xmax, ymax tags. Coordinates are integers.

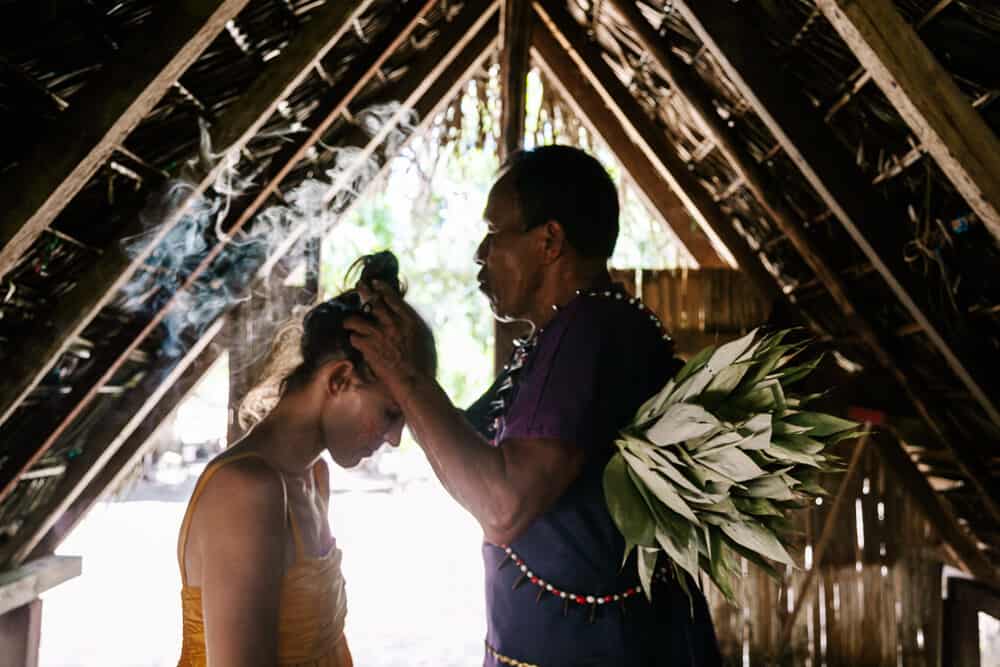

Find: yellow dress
<box><xmin>176</xmin><ymin>453</ymin><xmax>352</xmax><ymax>666</ymax></box>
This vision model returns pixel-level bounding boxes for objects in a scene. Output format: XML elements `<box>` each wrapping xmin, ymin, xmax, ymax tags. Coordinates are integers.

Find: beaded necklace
<box><xmin>483</xmin><ymin>283</ymin><xmax>672</xmax><ymax>443</ymax></box>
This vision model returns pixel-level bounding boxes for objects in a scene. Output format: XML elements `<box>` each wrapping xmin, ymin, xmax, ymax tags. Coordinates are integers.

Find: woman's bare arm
<box><xmin>196</xmin><ymin>458</ymin><xmax>287</xmax><ymax>667</ymax></box>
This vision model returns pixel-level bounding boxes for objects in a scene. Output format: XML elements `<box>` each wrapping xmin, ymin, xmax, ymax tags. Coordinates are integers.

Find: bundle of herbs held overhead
<box><xmin>604</xmin><ymin>329</ymin><xmax>861</xmax><ymax>602</ymax></box>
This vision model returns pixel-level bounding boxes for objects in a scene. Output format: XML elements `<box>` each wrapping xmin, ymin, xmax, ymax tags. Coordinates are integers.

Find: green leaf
<box><xmin>733</xmin><ymin>496</ymin><xmax>783</xmax><ymax>517</ymax></box>
<box><xmin>638</xmin><ymin>546</ymin><xmax>657</xmax><ymax>601</ymax></box>
<box><xmin>621</xmin><ymin>449</ymin><xmax>700</xmax><ymax>524</ymax></box>
<box><xmin>775</xmin><ymin>355</ymin><xmax>822</xmax><ymax>386</ymax></box>
<box><xmin>707</xmin><ymin>527</ymin><xmax>737</xmax><ymax>602</ymax></box>
<box><xmin>645</xmin><ymin>403</ymin><xmax>721</xmax><ymax>447</ymax></box>
<box><xmin>743</xmin><ymin>473</ymin><xmax>797</xmax><ymax>501</ymax></box>
<box><xmin>604</xmin><ymin>453</ymin><xmax>657</xmax><ymax>547</ymax></box>
<box><xmin>785</xmin><ymin>411</ymin><xmax>859</xmax><ymax>437</ymax></box>
<box><xmin>719</xmin><ymin>520</ymin><xmax>796</xmax><ymax>566</ymax></box>
<box><xmin>773</xmin><ymin>433</ymin><xmax>826</xmax><ymax>455</ymax></box>
<box><xmin>673</xmin><ymin>344</ymin><xmax>716</xmax><ymax>386</ymax></box>
<box><xmin>696</xmin><ymin>446</ymin><xmax>769</xmax><ymax>482</ymax></box>
<box><xmin>706</xmin><ymin>329</ymin><xmax>759</xmax><ymax>373</ymax></box>
<box><xmin>655</xmin><ymin>527</ymin><xmax>700</xmax><ymax>583</ymax></box>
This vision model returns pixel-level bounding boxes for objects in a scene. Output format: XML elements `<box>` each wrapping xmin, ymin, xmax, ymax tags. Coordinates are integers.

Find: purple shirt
<box><xmin>478</xmin><ymin>285</ymin><xmax>720</xmax><ymax>666</ymax></box>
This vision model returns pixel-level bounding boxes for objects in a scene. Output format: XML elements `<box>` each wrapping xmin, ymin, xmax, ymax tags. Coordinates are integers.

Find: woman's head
<box><xmin>240</xmin><ymin>251</ymin><xmax>436</xmax><ymax>468</ymax></box>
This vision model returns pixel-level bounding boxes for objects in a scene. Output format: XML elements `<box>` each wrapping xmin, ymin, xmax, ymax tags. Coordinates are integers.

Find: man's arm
<box><xmin>393</xmin><ymin>370</ymin><xmax>585</xmax><ymax>545</ymax></box>
<box><xmin>345</xmin><ymin>284</ymin><xmax>585</xmax><ymax>545</ymax></box>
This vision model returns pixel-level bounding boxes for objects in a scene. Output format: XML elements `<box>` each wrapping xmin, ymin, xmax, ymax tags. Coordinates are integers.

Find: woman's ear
<box><xmin>322</xmin><ymin>359</ymin><xmax>357</xmax><ymax>397</ymax></box>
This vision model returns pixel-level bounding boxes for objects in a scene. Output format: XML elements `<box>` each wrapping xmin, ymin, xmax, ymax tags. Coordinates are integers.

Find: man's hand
<box><xmin>343</xmin><ymin>280</ymin><xmax>428</xmax><ymax>392</ymax></box>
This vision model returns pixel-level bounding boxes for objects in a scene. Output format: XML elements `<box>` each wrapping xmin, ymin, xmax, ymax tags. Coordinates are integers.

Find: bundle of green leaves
<box><xmin>603</xmin><ymin>328</ymin><xmax>861</xmax><ymax>603</ymax></box>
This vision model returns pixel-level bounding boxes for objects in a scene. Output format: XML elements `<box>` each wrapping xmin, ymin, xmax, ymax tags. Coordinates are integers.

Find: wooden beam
<box><xmin>28</xmin><ymin>345</ymin><xmax>225</xmax><ymax>563</ymax></box>
<box><xmin>672</xmin><ymin>0</ymin><xmax>1000</xmax><ymax>451</ymax></box>
<box><xmin>0</xmin><ymin>556</ymin><xmax>81</xmax><ymax>617</ymax></box>
<box><xmin>0</xmin><ymin>0</ymin><xmax>377</xmax><ymax>434</ymax></box>
<box><xmin>0</xmin><ymin>1</ymin><xmax>497</xmax><ymax>507</ymax></box>
<box><xmin>531</xmin><ymin>27</ymin><xmax>734</xmax><ymax>273</ymax></box>
<box><xmin>0</xmin><ymin>0</ymin><xmax>252</xmax><ymax>281</ymax></box>
<box><xmin>533</xmin><ymin>0</ymin><xmax>770</xmax><ymax>281</ymax></box>
<box><xmin>0</xmin><ymin>319</ymin><xmax>224</xmax><ymax>567</ymax></box>
<box><xmin>875</xmin><ymin>428</ymin><xmax>1000</xmax><ymax>589</ymax></box>
<box><xmin>500</xmin><ymin>0</ymin><xmax>533</xmax><ymax>160</ymax></box>
<box><xmin>816</xmin><ymin>0</ymin><xmax>1000</xmax><ymax>245</ymax></box>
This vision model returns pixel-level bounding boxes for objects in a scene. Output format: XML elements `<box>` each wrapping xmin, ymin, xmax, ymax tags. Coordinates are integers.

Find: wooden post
<box><xmin>816</xmin><ymin>0</ymin><xmax>1000</xmax><ymax>245</ymax></box>
<box><xmin>495</xmin><ymin>0</ymin><xmax>534</xmax><ymax>373</ymax></box>
<box><xmin>673</xmin><ymin>0</ymin><xmax>1000</xmax><ymax>434</ymax></box>
<box><xmin>0</xmin><ymin>555</ymin><xmax>81</xmax><ymax>667</ymax></box>
<box><xmin>500</xmin><ymin>0</ymin><xmax>533</xmax><ymax>160</ymax></box>
<box><xmin>0</xmin><ymin>599</ymin><xmax>41</xmax><ymax>667</ymax></box>
<box><xmin>0</xmin><ymin>0</ymin><xmax>253</xmax><ymax>282</ymax></box>
<box><xmin>0</xmin><ymin>0</ymin><xmax>379</xmax><ymax>433</ymax></box>
<box><xmin>0</xmin><ymin>2</ymin><xmax>501</xmax><ymax>507</ymax></box>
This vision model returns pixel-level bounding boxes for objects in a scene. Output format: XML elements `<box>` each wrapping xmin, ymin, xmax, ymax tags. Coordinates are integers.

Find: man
<box><xmin>347</xmin><ymin>146</ymin><xmax>720</xmax><ymax>666</ymax></box>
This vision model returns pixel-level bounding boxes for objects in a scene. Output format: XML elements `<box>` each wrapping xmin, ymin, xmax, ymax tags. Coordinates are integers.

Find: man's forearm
<box><xmin>390</xmin><ymin>371</ymin><xmax>513</xmax><ymax>532</ymax></box>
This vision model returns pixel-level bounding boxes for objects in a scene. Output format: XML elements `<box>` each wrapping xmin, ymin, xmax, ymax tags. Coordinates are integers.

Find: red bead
<box><xmin>575</xmin><ymin>595</ymin><xmax>585</xmax><ymax>604</ymax></box>
<box><xmin>530</xmin><ymin>577</ymin><xmax>539</xmax><ymax>585</ymax></box>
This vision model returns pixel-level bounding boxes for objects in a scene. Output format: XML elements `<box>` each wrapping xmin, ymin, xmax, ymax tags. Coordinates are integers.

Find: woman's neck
<box><xmin>245</xmin><ymin>400</ymin><xmax>326</xmax><ymax>476</ymax></box>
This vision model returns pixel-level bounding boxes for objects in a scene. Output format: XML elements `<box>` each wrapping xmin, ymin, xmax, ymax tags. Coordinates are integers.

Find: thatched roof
<box><xmin>0</xmin><ymin>0</ymin><xmax>997</xmax><ymax>591</ymax></box>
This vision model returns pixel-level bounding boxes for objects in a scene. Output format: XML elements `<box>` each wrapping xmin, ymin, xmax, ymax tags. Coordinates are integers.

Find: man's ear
<box><xmin>540</xmin><ymin>220</ymin><xmax>567</xmax><ymax>262</ymax></box>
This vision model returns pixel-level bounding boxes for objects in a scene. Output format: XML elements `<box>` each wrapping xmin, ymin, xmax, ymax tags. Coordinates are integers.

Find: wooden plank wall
<box><xmin>611</xmin><ymin>268</ymin><xmax>773</xmax><ymax>356</ymax></box>
<box><xmin>699</xmin><ymin>443</ymin><xmax>944</xmax><ymax>666</ymax></box>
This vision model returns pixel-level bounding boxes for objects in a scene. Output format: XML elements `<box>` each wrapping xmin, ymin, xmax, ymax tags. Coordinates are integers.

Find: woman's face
<box><xmin>323</xmin><ymin>372</ymin><xmax>404</xmax><ymax>469</ymax></box>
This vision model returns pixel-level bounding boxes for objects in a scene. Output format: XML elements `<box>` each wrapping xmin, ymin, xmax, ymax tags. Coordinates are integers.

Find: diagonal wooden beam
<box><xmin>543</xmin><ymin>1</ymin><xmax>1000</xmax><ymax>525</ymax></box>
<box><xmin>672</xmin><ymin>0</ymin><xmax>1000</xmax><ymax>433</ymax></box>
<box><xmin>816</xmin><ymin>0</ymin><xmax>1000</xmax><ymax>245</ymax></box>
<box><xmin>24</xmin><ymin>21</ymin><xmax>500</xmax><ymax>564</ymax></box>
<box><xmin>0</xmin><ymin>0</ymin><xmax>377</xmax><ymax>434</ymax></box>
<box><xmin>500</xmin><ymin>0</ymin><xmax>533</xmax><ymax>160</ymax></box>
<box><xmin>27</xmin><ymin>341</ymin><xmax>226</xmax><ymax>564</ymax></box>
<box><xmin>0</xmin><ymin>319</ymin><xmax>225</xmax><ymax>567</ymax></box>
<box><xmin>530</xmin><ymin>26</ymin><xmax>737</xmax><ymax>273</ymax></box>
<box><xmin>533</xmin><ymin>0</ymin><xmax>771</xmax><ymax>280</ymax></box>
<box><xmin>0</xmin><ymin>1</ymin><xmax>498</xmax><ymax>507</ymax></box>
<box><xmin>0</xmin><ymin>0</ymin><xmax>253</xmax><ymax>281</ymax></box>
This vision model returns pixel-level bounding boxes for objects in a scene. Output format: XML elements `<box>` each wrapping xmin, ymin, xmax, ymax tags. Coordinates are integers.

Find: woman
<box><xmin>176</xmin><ymin>252</ymin><xmax>434</xmax><ymax>666</ymax></box>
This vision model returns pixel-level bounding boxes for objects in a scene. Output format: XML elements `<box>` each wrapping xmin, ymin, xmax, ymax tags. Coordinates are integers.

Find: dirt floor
<box><xmin>40</xmin><ymin>461</ymin><xmax>486</xmax><ymax>666</ymax></box>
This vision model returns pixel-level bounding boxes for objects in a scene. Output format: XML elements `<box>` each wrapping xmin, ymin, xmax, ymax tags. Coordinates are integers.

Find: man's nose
<box><xmin>474</xmin><ymin>236</ymin><xmax>489</xmax><ymax>266</ymax></box>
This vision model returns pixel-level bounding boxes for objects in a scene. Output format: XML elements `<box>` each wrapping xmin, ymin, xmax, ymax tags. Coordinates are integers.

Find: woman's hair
<box><xmin>238</xmin><ymin>251</ymin><xmax>434</xmax><ymax>431</ymax></box>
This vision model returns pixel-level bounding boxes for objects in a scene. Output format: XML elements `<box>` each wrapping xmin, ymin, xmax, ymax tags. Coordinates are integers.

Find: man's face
<box><xmin>475</xmin><ymin>174</ymin><xmax>544</xmax><ymax>321</ymax></box>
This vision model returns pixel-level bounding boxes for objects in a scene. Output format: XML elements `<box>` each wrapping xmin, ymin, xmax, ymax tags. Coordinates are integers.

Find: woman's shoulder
<box><xmin>196</xmin><ymin>452</ymin><xmax>287</xmax><ymax>523</ymax></box>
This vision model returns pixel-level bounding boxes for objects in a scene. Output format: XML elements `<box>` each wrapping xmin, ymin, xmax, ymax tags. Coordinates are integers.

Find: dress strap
<box><xmin>177</xmin><ymin>451</ymin><xmax>287</xmax><ymax>586</ymax></box>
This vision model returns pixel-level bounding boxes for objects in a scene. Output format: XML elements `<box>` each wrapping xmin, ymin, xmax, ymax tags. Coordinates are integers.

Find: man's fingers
<box><xmin>342</xmin><ymin>315</ymin><xmax>380</xmax><ymax>338</ymax></box>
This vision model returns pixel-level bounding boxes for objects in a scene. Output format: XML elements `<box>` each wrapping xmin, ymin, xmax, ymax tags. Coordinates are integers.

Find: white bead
<box><xmin>520</xmin><ymin>565</ymin><xmax>527</xmax><ymax>572</ymax></box>
<box><xmin>505</xmin><ymin>547</ymin><xmax>512</xmax><ymax>553</ymax></box>
<box><xmin>586</xmin><ymin>596</ymin><xmax>595</xmax><ymax>603</ymax></box>
<box><xmin>615</xmin><ymin>293</ymin><xmax>623</xmax><ymax>299</ymax></box>
<box><xmin>546</xmin><ymin>584</ymin><xmax>553</xmax><ymax>591</ymax></box>
<box><xmin>603</xmin><ymin>291</ymin><xmax>611</xmax><ymax>296</ymax></box>
<box><xmin>614</xmin><ymin>595</ymin><xmax>620</xmax><ymax>601</ymax></box>
<box><xmin>527</xmin><ymin>571</ymin><xmax>533</xmax><ymax>578</ymax></box>
<box><xmin>597</xmin><ymin>598</ymin><xmax>605</xmax><ymax>605</ymax></box>
<box><xmin>560</xmin><ymin>592</ymin><xmax>567</xmax><ymax>599</ymax></box>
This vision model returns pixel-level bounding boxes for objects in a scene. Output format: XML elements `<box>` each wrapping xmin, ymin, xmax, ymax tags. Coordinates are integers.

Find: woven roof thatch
<box><xmin>0</xmin><ymin>0</ymin><xmax>997</xmax><ymax>590</ymax></box>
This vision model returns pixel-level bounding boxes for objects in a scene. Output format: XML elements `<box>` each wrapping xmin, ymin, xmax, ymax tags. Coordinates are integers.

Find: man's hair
<box><xmin>501</xmin><ymin>145</ymin><xmax>619</xmax><ymax>259</ymax></box>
